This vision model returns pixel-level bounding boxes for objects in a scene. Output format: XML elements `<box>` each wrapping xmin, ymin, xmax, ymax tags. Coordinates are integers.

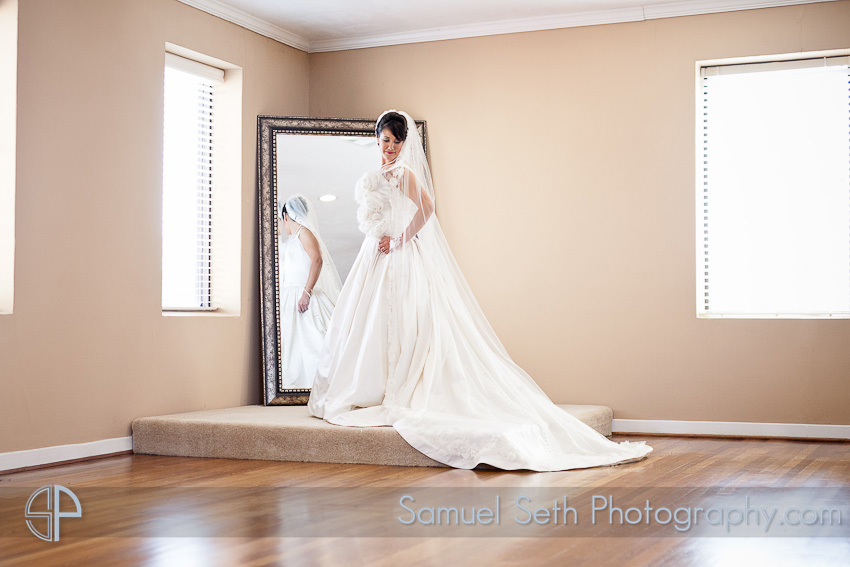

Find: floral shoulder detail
<box><xmin>383</xmin><ymin>165</ymin><xmax>404</xmax><ymax>189</ymax></box>
<box><xmin>355</xmin><ymin>170</ymin><xmax>392</xmax><ymax>238</ymax></box>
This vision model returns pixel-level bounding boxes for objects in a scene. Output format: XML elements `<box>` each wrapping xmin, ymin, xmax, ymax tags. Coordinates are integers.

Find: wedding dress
<box><xmin>279</xmin><ymin>195</ymin><xmax>342</xmax><ymax>389</ymax></box>
<box><xmin>308</xmin><ymin>110</ymin><xmax>652</xmax><ymax>471</ymax></box>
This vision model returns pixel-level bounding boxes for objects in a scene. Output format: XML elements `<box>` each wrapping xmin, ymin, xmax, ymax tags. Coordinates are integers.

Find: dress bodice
<box><xmin>281</xmin><ymin>227</ymin><xmax>310</xmax><ymax>287</ymax></box>
<box><xmin>385</xmin><ymin>169</ymin><xmax>420</xmax><ymax>235</ymax></box>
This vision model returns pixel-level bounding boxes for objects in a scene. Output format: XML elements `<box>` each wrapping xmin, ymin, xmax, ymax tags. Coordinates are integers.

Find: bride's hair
<box><xmin>375</xmin><ymin>111</ymin><xmax>407</xmax><ymax>141</ymax></box>
<box><xmin>280</xmin><ymin>195</ymin><xmax>311</xmax><ymax>221</ymax></box>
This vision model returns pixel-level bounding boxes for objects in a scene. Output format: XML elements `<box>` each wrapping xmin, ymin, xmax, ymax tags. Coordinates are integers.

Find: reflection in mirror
<box><xmin>258</xmin><ymin>116</ymin><xmax>427</xmax><ymax>405</ymax></box>
<box><xmin>274</xmin><ymin>135</ymin><xmax>375</xmax><ymax>390</ymax></box>
<box><xmin>275</xmin><ymin>134</ymin><xmax>375</xmax><ymax>283</ymax></box>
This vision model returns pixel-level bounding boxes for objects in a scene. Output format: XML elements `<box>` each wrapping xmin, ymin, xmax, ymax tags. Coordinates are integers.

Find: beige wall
<box><xmin>0</xmin><ymin>0</ymin><xmax>309</xmax><ymax>453</ymax></box>
<box><xmin>309</xmin><ymin>1</ymin><xmax>850</xmax><ymax>425</ymax></box>
<box><xmin>3</xmin><ymin>1</ymin><xmax>849</xmax><ymax>456</ymax></box>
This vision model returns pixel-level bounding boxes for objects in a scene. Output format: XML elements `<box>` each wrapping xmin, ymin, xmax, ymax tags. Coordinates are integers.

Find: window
<box><xmin>162</xmin><ymin>53</ymin><xmax>223</xmax><ymax>311</ymax></box>
<box><xmin>698</xmin><ymin>53</ymin><xmax>850</xmax><ymax>318</ymax></box>
<box><xmin>0</xmin><ymin>0</ymin><xmax>17</xmax><ymax>315</ymax></box>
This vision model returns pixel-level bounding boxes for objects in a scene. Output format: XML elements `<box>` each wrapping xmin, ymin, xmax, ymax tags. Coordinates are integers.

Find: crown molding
<box><xmin>312</xmin><ymin>0</ymin><xmax>834</xmax><ymax>52</ymax></box>
<box><xmin>175</xmin><ymin>0</ymin><xmax>311</xmax><ymax>52</ymax></box>
<box><xmin>310</xmin><ymin>7</ymin><xmax>648</xmax><ymax>53</ymax></box>
<box><xmin>177</xmin><ymin>0</ymin><xmax>836</xmax><ymax>54</ymax></box>
<box><xmin>642</xmin><ymin>0</ymin><xmax>829</xmax><ymax>19</ymax></box>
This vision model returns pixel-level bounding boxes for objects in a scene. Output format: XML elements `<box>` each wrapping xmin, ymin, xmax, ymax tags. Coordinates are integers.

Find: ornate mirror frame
<box><xmin>258</xmin><ymin>116</ymin><xmax>428</xmax><ymax>405</ymax></box>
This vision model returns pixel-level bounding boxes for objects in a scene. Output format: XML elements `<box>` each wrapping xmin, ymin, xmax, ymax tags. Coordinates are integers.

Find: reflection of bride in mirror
<box><xmin>309</xmin><ymin>110</ymin><xmax>652</xmax><ymax>471</ymax></box>
<box><xmin>278</xmin><ymin>194</ymin><xmax>342</xmax><ymax>389</ymax></box>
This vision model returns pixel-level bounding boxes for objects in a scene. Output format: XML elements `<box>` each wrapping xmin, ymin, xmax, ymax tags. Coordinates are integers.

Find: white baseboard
<box><xmin>613</xmin><ymin>419</ymin><xmax>850</xmax><ymax>440</ymax></box>
<box><xmin>0</xmin><ymin>436</ymin><xmax>133</xmax><ymax>473</ymax></box>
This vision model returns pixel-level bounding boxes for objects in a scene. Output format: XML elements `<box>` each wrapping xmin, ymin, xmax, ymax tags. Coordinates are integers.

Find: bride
<box><xmin>308</xmin><ymin>110</ymin><xmax>652</xmax><ymax>471</ymax></box>
<box><xmin>277</xmin><ymin>194</ymin><xmax>342</xmax><ymax>389</ymax></box>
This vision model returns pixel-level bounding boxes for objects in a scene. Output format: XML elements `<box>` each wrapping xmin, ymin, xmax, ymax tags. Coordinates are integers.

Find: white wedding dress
<box><xmin>279</xmin><ymin>226</ymin><xmax>336</xmax><ymax>389</ymax></box>
<box><xmin>308</xmin><ymin>164</ymin><xmax>652</xmax><ymax>471</ymax></box>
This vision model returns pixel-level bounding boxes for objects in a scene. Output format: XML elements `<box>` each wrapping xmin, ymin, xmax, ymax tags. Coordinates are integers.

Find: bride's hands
<box><xmin>379</xmin><ymin>236</ymin><xmax>403</xmax><ymax>254</ymax></box>
<box><xmin>298</xmin><ymin>292</ymin><xmax>311</xmax><ymax>313</ymax></box>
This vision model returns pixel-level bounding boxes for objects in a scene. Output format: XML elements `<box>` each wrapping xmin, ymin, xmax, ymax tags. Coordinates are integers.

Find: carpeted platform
<box><xmin>132</xmin><ymin>404</ymin><xmax>614</xmax><ymax>468</ymax></box>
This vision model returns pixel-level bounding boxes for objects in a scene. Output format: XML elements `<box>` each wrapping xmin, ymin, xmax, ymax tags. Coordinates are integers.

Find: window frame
<box><xmin>694</xmin><ymin>49</ymin><xmax>850</xmax><ymax>320</ymax></box>
<box><xmin>161</xmin><ymin>46</ymin><xmax>242</xmax><ymax>317</ymax></box>
<box><xmin>0</xmin><ymin>0</ymin><xmax>17</xmax><ymax>315</ymax></box>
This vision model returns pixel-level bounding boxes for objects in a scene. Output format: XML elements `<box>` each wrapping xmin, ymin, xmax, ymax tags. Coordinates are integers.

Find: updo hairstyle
<box><xmin>376</xmin><ymin>112</ymin><xmax>408</xmax><ymax>142</ymax></box>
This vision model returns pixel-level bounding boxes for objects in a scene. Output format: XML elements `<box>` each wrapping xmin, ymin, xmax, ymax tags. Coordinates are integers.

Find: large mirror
<box><xmin>258</xmin><ymin>116</ymin><xmax>428</xmax><ymax>405</ymax></box>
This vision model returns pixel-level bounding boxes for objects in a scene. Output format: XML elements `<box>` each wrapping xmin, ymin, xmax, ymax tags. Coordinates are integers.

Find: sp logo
<box><xmin>25</xmin><ymin>485</ymin><xmax>82</xmax><ymax>541</ymax></box>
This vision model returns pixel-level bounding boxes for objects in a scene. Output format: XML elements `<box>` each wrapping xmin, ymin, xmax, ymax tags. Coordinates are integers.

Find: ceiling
<box><xmin>177</xmin><ymin>0</ymin><xmax>832</xmax><ymax>52</ymax></box>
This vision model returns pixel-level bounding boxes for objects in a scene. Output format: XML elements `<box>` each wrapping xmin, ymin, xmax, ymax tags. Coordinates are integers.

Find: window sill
<box><xmin>162</xmin><ymin>309</ymin><xmax>239</xmax><ymax>318</ymax></box>
<box><xmin>698</xmin><ymin>312</ymin><xmax>850</xmax><ymax>320</ymax></box>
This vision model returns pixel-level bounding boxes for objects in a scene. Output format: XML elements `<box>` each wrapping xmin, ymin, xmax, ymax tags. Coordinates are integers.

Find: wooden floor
<box><xmin>1</xmin><ymin>435</ymin><xmax>848</xmax><ymax>566</ymax></box>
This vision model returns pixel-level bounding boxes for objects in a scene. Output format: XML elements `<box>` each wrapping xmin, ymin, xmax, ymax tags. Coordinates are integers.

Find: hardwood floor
<box><xmin>1</xmin><ymin>435</ymin><xmax>848</xmax><ymax>566</ymax></box>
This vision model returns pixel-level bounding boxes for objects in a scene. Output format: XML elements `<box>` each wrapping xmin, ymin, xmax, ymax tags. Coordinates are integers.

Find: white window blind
<box><xmin>162</xmin><ymin>54</ymin><xmax>223</xmax><ymax>310</ymax></box>
<box><xmin>699</xmin><ymin>56</ymin><xmax>850</xmax><ymax>318</ymax></box>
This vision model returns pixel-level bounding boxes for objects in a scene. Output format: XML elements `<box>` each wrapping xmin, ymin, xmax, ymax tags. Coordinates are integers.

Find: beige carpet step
<box><xmin>132</xmin><ymin>404</ymin><xmax>613</xmax><ymax>468</ymax></box>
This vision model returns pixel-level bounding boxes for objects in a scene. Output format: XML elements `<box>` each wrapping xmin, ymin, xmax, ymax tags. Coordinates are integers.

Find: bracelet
<box><xmin>303</xmin><ymin>287</ymin><xmax>312</xmax><ymax>297</ymax></box>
